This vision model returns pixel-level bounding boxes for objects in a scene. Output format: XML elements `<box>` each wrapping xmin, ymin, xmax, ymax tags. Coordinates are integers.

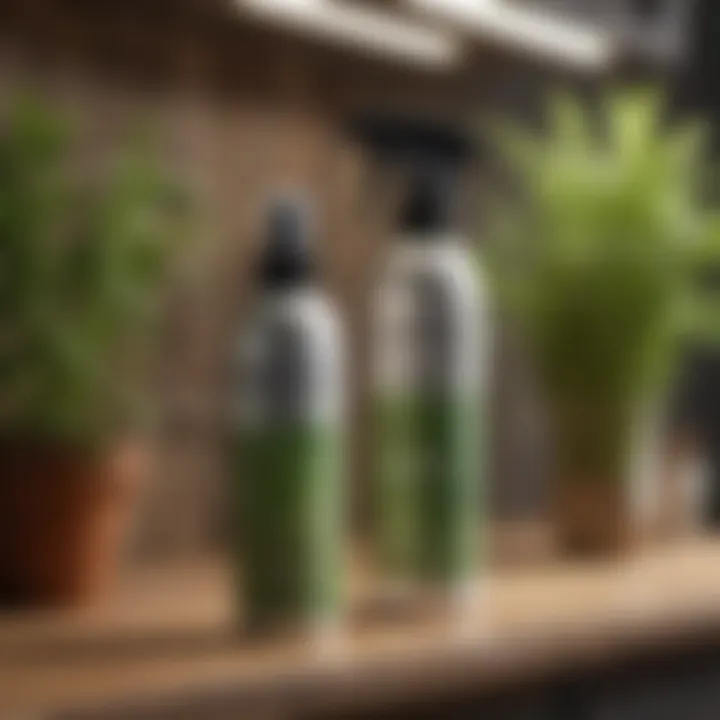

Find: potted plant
<box><xmin>486</xmin><ymin>91</ymin><xmax>720</xmax><ymax>556</ymax></box>
<box><xmin>0</xmin><ymin>96</ymin><xmax>188</xmax><ymax>605</ymax></box>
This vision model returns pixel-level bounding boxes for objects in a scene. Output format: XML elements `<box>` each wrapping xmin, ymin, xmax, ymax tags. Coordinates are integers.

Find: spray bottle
<box><xmin>353</xmin><ymin>118</ymin><xmax>489</xmax><ymax>607</ymax></box>
<box><xmin>230</xmin><ymin>198</ymin><xmax>345</xmax><ymax>635</ymax></box>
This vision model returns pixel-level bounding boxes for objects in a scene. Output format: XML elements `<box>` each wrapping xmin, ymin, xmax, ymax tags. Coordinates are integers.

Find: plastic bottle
<box><xmin>231</xmin><ymin>198</ymin><xmax>345</xmax><ymax>635</ymax></box>
<box><xmin>373</xmin><ymin>163</ymin><xmax>487</xmax><ymax>606</ymax></box>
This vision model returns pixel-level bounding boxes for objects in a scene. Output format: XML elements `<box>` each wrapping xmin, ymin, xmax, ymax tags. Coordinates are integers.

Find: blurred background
<box><xmin>0</xmin><ymin>0</ymin><xmax>720</xmax><ymax>568</ymax></box>
<box><xmin>5</xmin><ymin>0</ymin><xmax>720</xmax><ymax>717</ymax></box>
<box><xmin>3</xmin><ymin>0</ymin><xmax>712</xmax><ymax>563</ymax></box>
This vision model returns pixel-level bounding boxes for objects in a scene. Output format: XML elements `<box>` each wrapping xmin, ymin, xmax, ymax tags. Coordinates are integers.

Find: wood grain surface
<box><xmin>3</xmin><ymin>538</ymin><xmax>720</xmax><ymax>718</ymax></box>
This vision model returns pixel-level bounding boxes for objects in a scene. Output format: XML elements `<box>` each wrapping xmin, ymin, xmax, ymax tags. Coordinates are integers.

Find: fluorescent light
<box><xmin>233</xmin><ymin>0</ymin><xmax>461</xmax><ymax>70</ymax></box>
<box><xmin>407</xmin><ymin>0</ymin><xmax>615</xmax><ymax>71</ymax></box>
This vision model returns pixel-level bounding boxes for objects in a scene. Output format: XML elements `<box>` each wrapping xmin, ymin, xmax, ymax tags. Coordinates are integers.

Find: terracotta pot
<box><xmin>655</xmin><ymin>431</ymin><xmax>708</xmax><ymax>542</ymax></box>
<box><xmin>550</xmin><ymin>401</ymin><xmax>665</xmax><ymax>558</ymax></box>
<box><xmin>0</xmin><ymin>439</ymin><xmax>145</xmax><ymax>607</ymax></box>
<box><xmin>553</xmin><ymin>478</ymin><xmax>637</xmax><ymax>558</ymax></box>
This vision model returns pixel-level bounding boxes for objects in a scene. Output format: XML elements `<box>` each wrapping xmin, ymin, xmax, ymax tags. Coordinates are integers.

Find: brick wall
<box><xmin>0</xmin><ymin>0</ymin><xmax>553</xmax><ymax>561</ymax></box>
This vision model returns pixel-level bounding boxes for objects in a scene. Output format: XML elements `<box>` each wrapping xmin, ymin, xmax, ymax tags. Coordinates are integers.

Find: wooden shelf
<box><xmin>3</xmin><ymin>539</ymin><xmax>720</xmax><ymax>718</ymax></box>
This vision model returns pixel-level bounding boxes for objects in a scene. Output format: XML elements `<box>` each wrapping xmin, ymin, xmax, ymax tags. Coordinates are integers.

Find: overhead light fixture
<box><xmin>233</xmin><ymin>0</ymin><xmax>461</xmax><ymax>70</ymax></box>
<box><xmin>407</xmin><ymin>0</ymin><xmax>615</xmax><ymax>71</ymax></box>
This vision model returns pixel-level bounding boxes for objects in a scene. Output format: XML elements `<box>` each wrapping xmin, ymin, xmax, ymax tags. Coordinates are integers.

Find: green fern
<box><xmin>0</xmin><ymin>94</ymin><xmax>191</xmax><ymax>445</ymax></box>
<box><xmin>485</xmin><ymin>90</ymin><xmax>720</xmax><ymax>478</ymax></box>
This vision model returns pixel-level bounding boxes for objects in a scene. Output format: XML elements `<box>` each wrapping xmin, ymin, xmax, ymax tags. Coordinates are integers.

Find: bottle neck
<box><xmin>398</xmin><ymin>230</ymin><xmax>462</xmax><ymax>247</ymax></box>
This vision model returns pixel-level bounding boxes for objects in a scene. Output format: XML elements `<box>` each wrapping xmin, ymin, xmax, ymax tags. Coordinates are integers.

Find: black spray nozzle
<box><xmin>258</xmin><ymin>196</ymin><xmax>315</xmax><ymax>287</ymax></box>
<box><xmin>348</xmin><ymin>114</ymin><xmax>474</xmax><ymax>235</ymax></box>
<box><xmin>349</xmin><ymin>116</ymin><xmax>472</xmax><ymax>163</ymax></box>
<box><xmin>400</xmin><ymin>166</ymin><xmax>452</xmax><ymax>232</ymax></box>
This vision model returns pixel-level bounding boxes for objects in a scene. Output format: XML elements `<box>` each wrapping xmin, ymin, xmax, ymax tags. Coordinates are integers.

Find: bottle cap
<box><xmin>399</xmin><ymin>164</ymin><xmax>452</xmax><ymax>235</ymax></box>
<box><xmin>258</xmin><ymin>196</ymin><xmax>316</xmax><ymax>287</ymax></box>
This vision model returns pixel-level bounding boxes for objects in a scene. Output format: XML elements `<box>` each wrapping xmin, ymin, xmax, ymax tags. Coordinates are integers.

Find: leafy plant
<box><xmin>484</xmin><ymin>90</ymin><xmax>720</xmax><ymax>478</ymax></box>
<box><xmin>0</xmin><ymin>95</ymin><xmax>190</xmax><ymax>445</ymax></box>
